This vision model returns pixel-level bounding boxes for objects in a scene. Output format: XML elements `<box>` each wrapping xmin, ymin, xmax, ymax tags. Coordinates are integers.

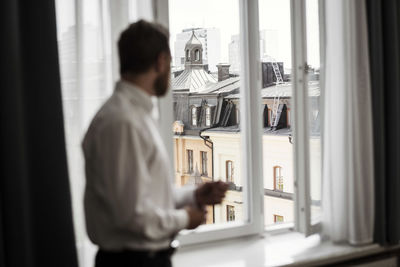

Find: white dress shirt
<box><xmin>82</xmin><ymin>80</ymin><xmax>195</xmax><ymax>251</ymax></box>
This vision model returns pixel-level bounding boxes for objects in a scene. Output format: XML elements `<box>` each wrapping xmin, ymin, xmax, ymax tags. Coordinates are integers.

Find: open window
<box><xmin>55</xmin><ymin>0</ymin><xmax>326</xmax><ymax>262</ymax></box>
<box><xmin>154</xmin><ymin>0</ymin><xmax>323</xmax><ymax>244</ymax></box>
<box><xmin>202</xmin><ymin>104</ymin><xmax>216</xmax><ymax>127</ymax></box>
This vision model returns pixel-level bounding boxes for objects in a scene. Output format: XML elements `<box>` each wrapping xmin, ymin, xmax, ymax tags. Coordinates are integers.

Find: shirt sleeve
<box><xmin>172</xmin><ymin>186</ymin><xmax>196</xmax><ymax>208</ymax></box>
<box><xmin>96</xmin><ymin>118</ymin><xmax>188</xmax><ymax>240</ymax></box>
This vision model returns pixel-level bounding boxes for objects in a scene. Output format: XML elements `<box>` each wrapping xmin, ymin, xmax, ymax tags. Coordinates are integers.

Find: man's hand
<box><xmin>195</xmin><ymin>181</ymin><xmax>229</xmax><ymax>207</ymax></box>
<box><xmin>185</xmin><ymin>206</ymin><xmax>207</xmax><ymax>229</ymax></box>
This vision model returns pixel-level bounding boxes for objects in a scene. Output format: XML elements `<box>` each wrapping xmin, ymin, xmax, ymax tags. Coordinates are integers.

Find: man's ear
<box><xmin>155</xmin><ymin>52</ymin><xmax>169</xmax><ymax>73</ymax></box>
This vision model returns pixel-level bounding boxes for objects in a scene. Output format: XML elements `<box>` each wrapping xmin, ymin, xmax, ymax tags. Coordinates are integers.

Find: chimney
<box><xmin>217</xmin><ymin>63</ymin><xmax>230</xmax><ymax>82</ymax></box>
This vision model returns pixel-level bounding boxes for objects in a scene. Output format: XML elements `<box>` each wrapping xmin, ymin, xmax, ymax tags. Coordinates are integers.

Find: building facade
<box><xmin>171</xmin><ymin>31</ymin><xmax>321</xmax><ymax>226</ymax></box>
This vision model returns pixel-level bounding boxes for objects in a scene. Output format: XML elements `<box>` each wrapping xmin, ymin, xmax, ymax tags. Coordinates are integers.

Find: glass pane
<box><xmin>258</xmin><ymin>0</ymin><xmax>295</xmax><ymax>227</ymax></box>
<box><xmin>306</xmin><ymin>0</ymin><xmax>322</xmax><ymax>222</ymax></box>
<box><xmin>169</xmin><ymin>0</ymin><xmax>244</xmax><ymax>225</ymax></box>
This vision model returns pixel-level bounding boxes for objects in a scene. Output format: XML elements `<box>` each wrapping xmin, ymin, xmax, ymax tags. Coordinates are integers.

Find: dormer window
<box><xmin>191</xmin><ymin>107</ymin><xmax>197</xmax><ymax>126</ymax></box>
<box><xmin>205</xmin><ymin>106</ymin><xmax>211</xmax><ymax>126</ymax></box>
<box><xmin>195</xmin><ymin>49</ymin><xmax>200</xmax><ymax>61</ymax></box>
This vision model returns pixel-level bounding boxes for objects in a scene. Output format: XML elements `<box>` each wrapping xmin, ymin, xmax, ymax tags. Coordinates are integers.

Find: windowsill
<box><xmin>172</xmin><ymin>232</ymin><xmax>386</xmax><ymax>267</ymax></box>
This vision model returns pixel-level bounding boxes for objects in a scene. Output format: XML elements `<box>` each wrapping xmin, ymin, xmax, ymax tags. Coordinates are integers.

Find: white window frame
<box><xmin>155</xmin><ymin>0</ymin><xmax>264</xmax><ymax>245</ymax></box>
<box><xmin>154</xmin><ymin>0</ymin><xmax>322</xmax><ymax>244</ymax></box>
<box><xmin>291</xmin><ymin>0</ymin><xmax>323</xmax><ymax>236</ymax></box>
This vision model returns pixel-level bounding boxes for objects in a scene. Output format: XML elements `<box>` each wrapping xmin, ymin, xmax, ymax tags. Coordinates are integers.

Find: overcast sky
<box><xmin>55</xmin><ymin>0</ymin><xmax>320</xmax><ymax>69</ymax></box>
<box><xmin>169</xmin><ymin>0</ymin><xmax>320</xmax><ymax>69</ymax></box>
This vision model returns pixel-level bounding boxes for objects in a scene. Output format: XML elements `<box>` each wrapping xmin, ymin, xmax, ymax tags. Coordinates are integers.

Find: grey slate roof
<box><xmin>226</xmin><ymin>81</ymin><xmax>320</xmax><ymax>99</ymax></box>
<box><xmin>199</xmin><ymin>77</ymin><xmax>240</xmax><ymax>94</ymax></box>
<box><xmin>171</xmin><ymin>67</ymin><xmax>217</xmax><ymax>92</ymax></box>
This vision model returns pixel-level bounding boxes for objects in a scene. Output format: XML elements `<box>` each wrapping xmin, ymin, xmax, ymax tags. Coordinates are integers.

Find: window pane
<box><xmin>306</xmin><ymin>0</ymin><xmax>322</xmax><ymax>222</ymax></box>
<box><xmin>169</xmin><ymin>0</ymin><xmax>244</xmax><ymax>225</ymax></box>
<box><xmin>258</xmin><ymin>0</ymin><xmax>295</xmax><ymax>227</ymax></box>
<box><xmin>226</xmin><ymin>205</ymin><xmax>236</xmax><ymax>222</ymax></box>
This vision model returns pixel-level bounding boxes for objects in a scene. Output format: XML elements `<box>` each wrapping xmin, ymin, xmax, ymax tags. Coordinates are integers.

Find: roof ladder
<box><xmin>271</xmin><ymin>94</ymin><xmax>281</xmax><ymax>128</ymax></box>
<box><xmin>271</xmin><ymin>61</ymin><xmax>284</xmax><ymax>84</ymax></box>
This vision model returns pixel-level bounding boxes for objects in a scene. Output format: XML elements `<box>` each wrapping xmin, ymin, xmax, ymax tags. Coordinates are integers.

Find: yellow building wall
<box><xmin>173</xmin><ymin>135</ymin><xmax>214</xmax><ymax>224</ymax></box>
<box><xmin>214</xmin><ymin>190</ymin><xmax>244</xmax><ymax>224</ymax></box>
<box><xmin>262</xmin><ymin>135</ymin><xmax>294</xmax><ymax>193</ymax></box>
<box><xmin>207</xmin><ymin>132</ymin><xmax>245</xmax><ymax>224</ymax></box>
<box><xmin>172</xmin><ymin>132</ymin><xmax>321</xmax><ymax>226</ymax></box>
<box><xmin>206</xmin><ymin>131</ymin><xmax>321</xmax><ymax>226</ymax></box>
<box><xmin>173</xmin><ymin>136</ymin><xmax>213</xmax><ymax>187</ymax></box>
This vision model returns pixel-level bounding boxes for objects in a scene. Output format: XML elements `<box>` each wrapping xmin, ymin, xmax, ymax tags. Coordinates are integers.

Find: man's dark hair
<box><xmin>118</xmin><ymin>20</ymin><xmax>170</xmax><ymax>75</ymax></box>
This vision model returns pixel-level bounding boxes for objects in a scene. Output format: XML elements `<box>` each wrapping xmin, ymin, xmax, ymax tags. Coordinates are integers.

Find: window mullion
<box><xmin>290</xmin><ymin>0</ymin><xmax>312</xmax><ymax>235</ymax></box>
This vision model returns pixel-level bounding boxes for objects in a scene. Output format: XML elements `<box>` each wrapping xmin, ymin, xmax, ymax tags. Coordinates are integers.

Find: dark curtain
<box><xmin>0</xmin><ymin>1</ymin><xmax>78</xmax><ymax>267</ymax></box>
<box><xmin>366</xmin><ymin>0</ymin><xmax>400</xmax><ymax>245</ymax></box>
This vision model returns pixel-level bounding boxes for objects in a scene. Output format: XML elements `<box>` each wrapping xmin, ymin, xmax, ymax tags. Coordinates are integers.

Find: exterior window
<box><xmin>226</xmin><ymin>160</ymin><xmax>234</xmax><ymax>183</ymax></box>
<box><xmin>195</xmin><ymin>49</ymin><xmax>200</xmax><ymax>61</ymax></box>
<box><xmin>191</xmin><ymin>107</ymin><xmax>197</xmax><ymax>126</ymax></box>
<box><xmin>263</xmin><ymin>106</ymin><xmax>268</xmax><ymax>127</ymax></box>
<box><xmin>236</xmin><ymin>108</ymin><xmax>240</xmax><ymax>125</ymax></box>
<box><xmin>227</xmin><ymin>205</ymin><xmax>235</xmax><ymax>222</ymax></box>
<box><xmin>274</xmin><ymin>166</ymin><xmax>283</xmax><ymax>191</ymax></box>
<box><xmin>274</xmin><ymin>214</ymin><xmax>284</xmax><ymax>223</ymax></box>
<box><xmin>187</xmin><ymin>150</ymin><xmax>193</xmax><ymax>173</ymax></box>
<box><xmin>268</xmin><ymin>109</ymin><xmax>273</xmax><ymax>127</ymax></box>
<box><xmin>201</xmin><ymin>151</ymin><xmax>207</xmax><ymax>176</ymax></box>
<box><xmin>205</xmin><ymin>107</ymin><xmax>211</xmax><ymax>126</ymax></box>
<box><xmin>186</xmin><ymin>49</ymin><xmax>190</xmax><ymax>60</ymax></box>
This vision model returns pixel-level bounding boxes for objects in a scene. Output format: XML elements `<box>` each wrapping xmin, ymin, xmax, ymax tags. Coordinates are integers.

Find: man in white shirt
<box><xmin>82</xmin><ymin>20</ymin><xmax>228</xmax><ymax>267</ymax></box>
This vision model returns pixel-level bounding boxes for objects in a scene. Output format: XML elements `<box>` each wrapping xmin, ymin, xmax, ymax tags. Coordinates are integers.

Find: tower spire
<box><xmin>184</xmin><ymin>31</ymin><xmax>203</xmax><ymax>67</ymax></box>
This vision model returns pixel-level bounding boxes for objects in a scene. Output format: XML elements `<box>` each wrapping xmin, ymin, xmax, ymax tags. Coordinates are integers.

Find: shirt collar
<box><xmin>116</xmin><ymin>79</ymin><xmax>154</xmax><ymax>113</ymax></box>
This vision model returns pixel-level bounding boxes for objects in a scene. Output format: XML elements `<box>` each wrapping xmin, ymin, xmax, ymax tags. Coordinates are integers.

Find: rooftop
<box><xmin>171</xmin><ymin>68</ymin><xmax>217</xmax><ymax>92</ymax></box>
<box><xmin>226</xmin><ymin>81</ymin><xmax>320</xmax><ymax>99</ymax></box>
<box><xmin>197</xmin><ymin>77</ymin><xmax>240</xmax><ymax>94</ymax></box>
